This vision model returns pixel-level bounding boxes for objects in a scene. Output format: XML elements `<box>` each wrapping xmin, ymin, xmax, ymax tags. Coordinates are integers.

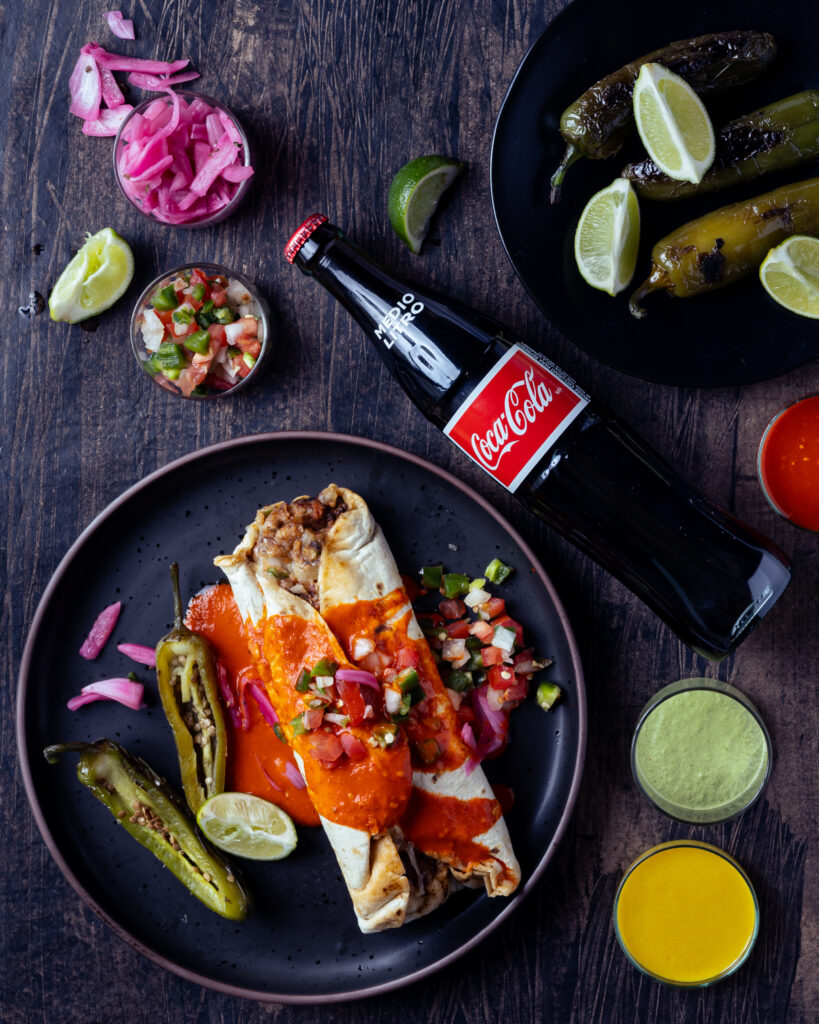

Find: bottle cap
<box><xmin>284</xmin><ymin>214</ymin><xmax>329</xmax><ymax>264</ymax></box>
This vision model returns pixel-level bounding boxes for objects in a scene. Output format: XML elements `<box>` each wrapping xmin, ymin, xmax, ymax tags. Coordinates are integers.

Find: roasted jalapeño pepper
<box><xmin>156</xmin><ymin>563</ymin><xmax>227</xmax><ymax>814</ymax></box>
<box><xmin>629</xmin><ymin>177</ymin><xmax>819</xmax><ymax>318</ymax></box>
<box><xmin>43</xmin><ymin>739</ymin><xmax>250</xmax><ymax>920</ymax></box>
<box><xmin>550</xmin><ymin>30</ymin><xmax>777</xmax><ymax>202</ymax></box>
<box><xmin>623</xmin><ymin>91</ymin><xmax>819</xmax><ymax>201</ymax></box>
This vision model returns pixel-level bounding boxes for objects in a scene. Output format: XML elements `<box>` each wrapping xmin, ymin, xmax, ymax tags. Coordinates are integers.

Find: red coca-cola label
<box><xmin>444</xmin><ymin>344</ymin><xmax>589</xmax><ymax>492</ymax></box>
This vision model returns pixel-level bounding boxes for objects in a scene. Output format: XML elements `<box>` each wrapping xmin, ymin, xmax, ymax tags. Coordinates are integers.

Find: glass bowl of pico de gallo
<box><xmin>130</xmin><ymin>263</ymin><xmax>270</xmax><ymax>398</ymax></box>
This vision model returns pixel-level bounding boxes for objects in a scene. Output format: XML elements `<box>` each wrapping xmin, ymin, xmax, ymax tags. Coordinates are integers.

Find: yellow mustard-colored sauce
<box><xmin>615</xmin><ymin>842</ymin><xmax>758</xmax><ymax>985</ymax></box>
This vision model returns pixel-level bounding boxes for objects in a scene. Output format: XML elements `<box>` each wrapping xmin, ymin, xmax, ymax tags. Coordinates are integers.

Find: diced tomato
<box><xmin>303</xmin><ymin>707</ymin><xmax>325</xmax><ymax>730</ymax></box>
<box><xmin>401</xmin><ymin>573</ymin><xmax>424</xmax><ymax>600</ymax></box>
<box><xmin>339</xmin><ymin>732</ymin><xmax>367</xmax><ymax>761</ymax></box>
<box><xmin>502</xmin><ymin>676</ymin><xmax>529</xmax><ymax>704</ymax></box>
<box><xmin>308</xmin><ymin>730</ymin><xmax>343</xmax><ymax>763</ymax></box>
<box><xmin>336</xmin><ymin>678</ymin><xmax>366</xmax><ymax>726</ymax></box>
<box><xmin>235</xmin><ymin>337</ymin><xmax>261</xmax><ymax>358</ymax></box>
<box><xmin>157</xmin><ymin>310</ymin><xmax>175</xmax><ymax>327</ymax></box>
<box><xmin>393</xmin><ymin>646</ymin><xmax>419</xmax><ymax>671</ymax></box>
<box><xmin>512</xmin><ymin>649</ymin><xmax>538</xmax><ymax>674</ymax></box>
<box><xmin>439</xmin><ymin>598</ymin><xmax>466</xmax><ymax>620</ymax></box>
<box><xmin>491</xmin><ymin>782</ymin><xmax>515</xmax><ymax>816</ymax></box>
<box><xmin>483</xmin><ymin>597</ymin><xmax>506</xmax><ymax>618</ymax></box>
<box><xmin>210</xmin><ymin>287</ymin><xmax>227</xmax><ymax>306</ymax></box>
<box><xmin>490</xmin><ymin>614</ymin><xmax>524</xmax><ymax>646</ymax></box>
<box><xmin>487</xmin><ymin>664</ymin><xmax>516</xmax><ymax>691</ymax></box>
<box><xmin>207</xmin><ymin>323</ymin><xmax>227</xmax><ymax>348</ymax></box>
<box><xmin>190</xmin><ymin>268</ymin><xmax>209</xmax><ymax>288</ymax></box>
<box><xmin>445</xmin><ymin>619</ymin><xmax>471</xmax><ymax>639</ymax></box>
<box><xmin>480</xmin><ymin>645</ymin><xmax>505</xmax><ymax>667</ymax></box>
<box><xmin>469</xmin><ymin>619</ymin><xmax>494</xmax><ymax>643</ymax></box>
<box><xmin>177</xmin><ymin>363</ymin><xmax>209</xmax><ymax>396</ymax></box>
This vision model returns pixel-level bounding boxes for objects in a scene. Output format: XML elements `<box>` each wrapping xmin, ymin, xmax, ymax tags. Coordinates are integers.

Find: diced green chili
<box><xmin>373</xmin><ymin>723</ymin><xmax>399</xmax><ymax>748</ymax></box>
<box><xmin>242</xmin><ymin>353</ymin><xmax>257</xmax><ymax>369</ymax></box>
<box><xmin>213</xmin><ymin>306</ymin><xmax>237</xmax><ymax>325</ymax></box>
<box><xmin>172</xmin><ymin>306</ymin><xmax>194</xmax><ymax>324</ymax></box>
<box><xmin>227</xmin><ymin>345</ymin><xmax>241</xmax><ymax>359</ymax></box>
<box><xmin>290</xmin><ymin>714</ymin><xmax>308</xmax><ymax>736</ymax></box>
<box><xmin>420</xmin><ymin>565</ymin><xmax>443</xmax><ymax>588</ymax></box>
<box><xmin>311</xmin><ymin>658</ymin><xmax>338</xmax><ymax>678</ymax></box>
<box><xmin>183</xmin><ymin>329</ymin><xmax>211</xmax><ymax>354</ymax></box>
<box><xmin>485</xmin><ymin>558</ymin><xmax>514</xmax><ymax>584</ymax></box>
<box><xmin>191</xmin><ymin>282</ymin><xmax>206</xmax><ymax>302</ymax></box>
<box><xmin>295</xmin><ymin>669</ymin><xmax>312</xmax><ymax>692</ymax></box>
<box><xmin>446</xmin><ymin>669</ymin><xmax>474</xmax><ymax>693</ymax></box>
<box><xmin>442</xmin><ymin>573</ymin><xmax>470</xmax><ymax>598</ymax></box>
<box><xmin>536</xmin><ymin>682</ymin><xmax>562</xmax><ymax>711</ymax></box>
<box><xmin>43</xmin><ymin>739</ymin><xmax>250</xmax><ymax>920</ymax></box>
<box><xmin>155</xmin><ymin>563</ymin><xmax>227</xmax><ymax>815</ymax></box>
<box><xmin>396</xmin><ymin>668</ymin><xmax>420</xmax><ymax>693</ymax></box>
<box><xmin>151</xmin><ymin>284</ymin><xmax>179</xmax><ymax>311</ymax></box>
<box><xmin>155</xmin><ymin>341</ymin><xmax>187</xmax><ymax>370</ymax></box>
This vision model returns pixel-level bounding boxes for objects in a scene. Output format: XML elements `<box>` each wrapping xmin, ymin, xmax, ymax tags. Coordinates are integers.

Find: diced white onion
<box><xmin>141</xmin><ymin>308</ymin><xmax>165</xmax><ymax>352</ymax></box>
<box><xmin>464</xmin><ymin>588</ymin><xmax>491</xmax><ymax>608</ymax></box>
<box><xmin>493</xmin><ymin>625</ymin><xmax>516</xmax><ymax>654</ymax></box>
<box><xmin>324</xmin><ymin>712</ymin><xmax>348</xmax><ymax>726</ymax></box>
<box><xmin>314</xmin><ymin>675</ymin><xmax>334</xmax><ymax>689</ymax></box>
<box><xmin>384</xmin><ymin>688</ymin><xmax>402</xmax><ymax>714</ymax></box>
<box><xmin>352</xmin><ymin>637</ymin><xmax>376</xmax><ymax>660</ymax></box>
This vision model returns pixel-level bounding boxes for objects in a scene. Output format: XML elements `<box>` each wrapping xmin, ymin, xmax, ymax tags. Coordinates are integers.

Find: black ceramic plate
<box><xmin>491</xmin><ymin>0</ymin><xmax>819</xmax><ymax>387</ymax></box>
<box><xmin>17</xmin><ymin>433</ymin><xmax>585</xmax><ymax>1003</ymax></box>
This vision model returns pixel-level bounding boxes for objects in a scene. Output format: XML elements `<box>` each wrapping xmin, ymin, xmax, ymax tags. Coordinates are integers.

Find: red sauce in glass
<box><xmin>185</xmin><ymin>583</ymin><xmax>319</xmax><ymax>827</ymax></box>
<box><xmin>400</xmin><ymin>788</ymin><xmax>503</xmax><ymax>876</ymax></box>
<box><xmin>759</xmin><ymin>395</ymin><xmax>819</xmax><ymax>531</ymax></box>
<box><xmin>324</xmin><ymin>590</ymin><xmax>469</xmax><ymax>773</ymax></box>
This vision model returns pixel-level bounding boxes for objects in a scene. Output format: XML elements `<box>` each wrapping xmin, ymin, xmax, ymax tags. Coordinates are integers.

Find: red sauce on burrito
<box><xmin>185</xmin><ymin>583</ymin><xmax>319</xmax><ymax>827</ymax></box>
<box><xmin>324</xmin><ymin>591</ymin><xmax>470</xmax><ymax>773</ymax></box>
<box><xmin>400</xmin><ymin>789</ymin><xmax>507</xmax><ymax>878</ymax></box>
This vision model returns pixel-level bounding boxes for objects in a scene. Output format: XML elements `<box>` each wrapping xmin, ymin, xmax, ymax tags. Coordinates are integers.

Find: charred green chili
<box><xmin>550</xmin><ymin>30</ymin><xmax>777</xmax><ymax>202</ymax></box>
<box><xmin>155</xmin><ymin>563</ymin><xmax>227</xmax><ymax>815</ymax></box>
<box><xmin>43</xmin><ymin>739</ymin><xmax>250</xmax><ymax>920</ymax></box>
<box><xmin>623</xmin><ymin>91</ymin><xmax>819</xmax><ymax>201</ymax></box>
<box><xmin>629</xmin><ymin>176</ymin><xmax>819</xmax><ymax>317</ymax></box>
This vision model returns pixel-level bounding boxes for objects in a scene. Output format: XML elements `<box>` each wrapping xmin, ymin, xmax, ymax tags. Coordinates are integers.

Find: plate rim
<box><xmin>16</xmin><ymin>430</ymin><xmax>587</xmax><ymax>1004</ymax></box>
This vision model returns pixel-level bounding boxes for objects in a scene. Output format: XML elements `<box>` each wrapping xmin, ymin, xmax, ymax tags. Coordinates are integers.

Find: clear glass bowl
<box><xmin>757</xmin><ymin>393</ymin><xmax>819</xmax><ymax>532</ymax></box>
<box><xmin>613</xmin><ymin>840</ymin><xmax>759</xmax><ymax>988</ymax></box>
<box><xmin>113</xmin><ymin>91</ymin><xmax>253</xmax><ymax>228</ymax></box>
<box><xmin>130</xmin><ymin>263</ymin><xmax>270</xmax><ymax>399</ymax></box>
<box><xmin>631</xmin><ymin>678</ymin><xmax>771</xmax><ymax>825</ymax></box>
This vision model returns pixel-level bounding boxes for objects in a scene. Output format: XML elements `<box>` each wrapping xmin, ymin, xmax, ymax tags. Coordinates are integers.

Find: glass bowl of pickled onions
<box><xmin>113</xmin><ymin>92</ymin><xmax>254</xmax><ymax>227</ymax></box>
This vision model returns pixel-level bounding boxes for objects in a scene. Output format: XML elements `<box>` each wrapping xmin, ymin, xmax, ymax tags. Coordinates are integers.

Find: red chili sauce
<box><xmin>323</xmin><ymin>589</ymin><xmax>470</xmax><ymax>773</ymax></box>
<box><xmin>759</xmin><ymin>395</ymin><xmax>819</xmax><ymax>531</ymax></box>
<box><xmin>185</xmin><ymin>582</ymin><xmax>319</xmax><ymax>827</ymax></box>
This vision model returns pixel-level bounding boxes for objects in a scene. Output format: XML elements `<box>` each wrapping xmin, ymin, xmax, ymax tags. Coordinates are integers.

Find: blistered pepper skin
<box><xmin>44</xmin><ymin>739</ymin><xmax>250</xmax><ymax>920</ymax></box>
<box><xmin>629</xmin><ymin>177</ymin><xmax>819</xmax><ymax>318</ymax></box>
<box><xmin>550</xmin><ymin>30</ymin><xmax>777</xmax><ymax>202</ymax></box>
<box><xmin>623</xmin><ymin>91</ymin><xmax>819</xmax><ymax>201</ymax></box>
<box><xmin>155</xmin><ymin>562</ymin><xmax>227</xmax><ymax>815</ymax></box>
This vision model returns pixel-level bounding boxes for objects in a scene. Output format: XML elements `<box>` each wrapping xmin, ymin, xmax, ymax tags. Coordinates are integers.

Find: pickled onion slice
<box><xmin>67</xmin><ymin>677</ymin><xmax>145</xmax><ymax>711</ymax></box>
<box><xmin>81</xmin><ymin>104</ymin><xmax>134</xmax><ymax>137</ymax></box>
<box><xmin>127</xmin><ymin>70</ymin><xmax>200</xmax><ymax>91</ymax></box>
<box><xmin>84</xmin><ymin>44</ymin><xmax>190</xmax><ymax>76</ymax></box>
<box><xmin>106</xmin><ymin>11</ymin><xmax>135</xmax><ymax>39</ymax></box>
<box><xmin>116</xmin><ymin>642</ymin><xmax>157</xmax><ymax>667</ymax></box>
<box><xmin>79</xmin><ymin>601</ymin><xmax>121</xmax><ymax>659</ymax></box>
<box><xmin>68</xmin><ymin>50</ymin><xmax>102</xmax><ymax>120</ymax></box>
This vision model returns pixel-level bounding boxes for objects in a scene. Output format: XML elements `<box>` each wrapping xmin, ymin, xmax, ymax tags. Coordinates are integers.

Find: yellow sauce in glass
<box><xmin>615</xmin><ymin>842</ymin><xmax>758</xmax><ymax>986</ymax></box>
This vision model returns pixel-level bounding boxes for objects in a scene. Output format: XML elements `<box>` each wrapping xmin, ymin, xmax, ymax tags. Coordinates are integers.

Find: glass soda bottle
<box><xmin>285</xmin><ymin>214</ymin><xmax>791</xmax><ymax>660</ymax></box>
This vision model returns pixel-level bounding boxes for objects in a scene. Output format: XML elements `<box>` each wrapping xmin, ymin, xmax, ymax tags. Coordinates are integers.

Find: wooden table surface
<box><xmin>2</xmin><ymin>1</ymin><xmax>816</xmax><ymax>1021</ymax></box>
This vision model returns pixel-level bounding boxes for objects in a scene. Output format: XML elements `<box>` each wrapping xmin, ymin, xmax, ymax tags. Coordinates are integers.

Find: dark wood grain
<box><xmin>1</xmin><ymin>0</ymin><xmax>816</xmax><ymax>1021</ymax></box>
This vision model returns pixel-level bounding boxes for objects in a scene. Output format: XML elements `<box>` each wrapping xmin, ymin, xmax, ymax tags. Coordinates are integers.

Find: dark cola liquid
<box><xmin>288</xmin><ymin>218</ymin><xmax>791</xmax><ymax>659</ymax></box>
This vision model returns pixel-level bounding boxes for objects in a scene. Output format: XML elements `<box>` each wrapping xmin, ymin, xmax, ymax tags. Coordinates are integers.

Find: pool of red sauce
<box><xmin>760</xmin><ymin>395</ymin><xmax>819</xmax><ymax>531</ymax></box>
<box><xmin>400</xmin><ymin>789</ymin><xmax>506</xmax><ymax>879</ymax></box>
<box><xmin>185</xmin><ymin>583</ymin><xmax>319</xmax><ymax>827</ymax></box>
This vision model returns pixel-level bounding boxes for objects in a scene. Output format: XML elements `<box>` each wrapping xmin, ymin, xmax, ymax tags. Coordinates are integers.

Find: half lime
<box><xmin>49</xmin><ymin>227</ymin><xmax>135</xmax><ymax>323</ymax></box>
<box><xmin>197</xmin><ymin>792</ymin><xmax>298</xmax><ymax>861</ymax></box>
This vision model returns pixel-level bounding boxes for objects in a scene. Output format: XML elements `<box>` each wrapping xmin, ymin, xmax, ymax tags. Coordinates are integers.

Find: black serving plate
<box><xmin>17</xmin><ymin>433</ymin><xmax>585</xmax><ymax>1003</ymax></box>
<box><xmin>491</xmin><ymin>0</ymin><xmax>819</xmax><ymax>387</ymax></box>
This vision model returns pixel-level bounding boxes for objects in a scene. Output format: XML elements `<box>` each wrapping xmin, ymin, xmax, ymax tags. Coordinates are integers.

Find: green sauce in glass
<box><xmin>632</xmin><ymin>680</ymin><xmax>771</xmax><ymax>824</ymax></box>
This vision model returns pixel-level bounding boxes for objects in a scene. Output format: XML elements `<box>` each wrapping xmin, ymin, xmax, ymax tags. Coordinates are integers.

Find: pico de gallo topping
<box><xmin>136</xmin><ymin>267</ymin><xmax>264</xmax><ymax>397</ymax></box>
<box><xmin>415</xmin><ymin>559</ymin><xmax>560</xmax><ymax>771</ymax></box>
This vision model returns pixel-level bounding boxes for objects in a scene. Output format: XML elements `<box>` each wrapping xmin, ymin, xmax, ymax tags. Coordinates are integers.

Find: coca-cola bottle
<box><xmin>285</xmin><ymin>214</ymin><xmax>791</xmax><ymax>660</ymax></box>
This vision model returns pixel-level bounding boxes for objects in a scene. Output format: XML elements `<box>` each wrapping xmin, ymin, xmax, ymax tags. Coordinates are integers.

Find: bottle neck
<box><xmin>295</xmin><ymin>224</ymin><xmax>504</xmax><ymax>421</ymax></box>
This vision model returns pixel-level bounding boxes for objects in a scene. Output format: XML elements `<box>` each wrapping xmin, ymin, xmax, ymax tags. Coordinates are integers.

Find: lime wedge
<box><xmin>574</xmin><ymin>178</ymin><xmax>640</xmax><ymax>296</ymax></box>
<box><xmin>49</xmin><ymin>227</ymin><xmax>135</xmax><ymax>323</ymax></box>
<box><xmin>633</xmin><ymin>63</ymin><xmax>715</xmax><ymax>184</ymax></box>
<box><xmin>760</xmin><ymin>236</ymin><xmax>819</xmax><ymax>318</ymax></box>
<box><xmin>197</xmin><ymin>792</ymin><xmax>298</xmax><ymax>861</ymax></box>
<box><xmin>388</xmin><ymin>155</ymin><xmax>465</xmax><ymax>253</ymax></box>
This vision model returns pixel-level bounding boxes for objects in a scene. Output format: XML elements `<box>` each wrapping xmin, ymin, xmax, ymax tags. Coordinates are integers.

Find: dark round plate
<box><xmin>491</xmin><ymin>0</ymin><xmax>819</xmax><ymax>387</ymax></box>
<box><xmin>17</xmin><ymin>433</ymin><xmax>586</xmax><ymax>1003</ymax></box>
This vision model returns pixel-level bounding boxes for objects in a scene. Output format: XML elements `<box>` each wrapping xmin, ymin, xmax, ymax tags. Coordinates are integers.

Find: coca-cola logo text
<box><xmin>471</xmin><ymin>369</ymin><xmax>555</xmax><ymax>471</ymax></box>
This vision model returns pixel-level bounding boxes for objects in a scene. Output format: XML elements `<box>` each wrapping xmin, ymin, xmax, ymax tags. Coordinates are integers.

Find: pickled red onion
<box><xmin>82</xmin><ymin>105</ymin><xmax>134</xmax><ymax>137</ymax></box>
<box><xmin>68</xmin><ymin>50</ymin><xmax>101</xmax><ymax>120</ymax></box>
<box><xmin>116</xmin><ymin>642</ymin><xmax>157</xmax><ymax>667</ymax></box>
<box><xmin>79</xmin><ymin>601</ymin><xmax>121</xmax><ymax>659</ymax></box>
<box><xmin>67</xmin><ymin>677</ymin><xmax>144</xmax><ymax>711</ymax></box>
<box><xmin>335</xmin><ymin>667</ymin><xmax>380</xmax><ymax>690</ymax></box>
<box><xmin>106</xmin><ymin>11</ymin><xmax>135</xmax><ymax>40</ymax></box>
<box><xmin>284</xmin><ymin>761</ymin><xmax>307</xmax><ymax>790</ymax></box>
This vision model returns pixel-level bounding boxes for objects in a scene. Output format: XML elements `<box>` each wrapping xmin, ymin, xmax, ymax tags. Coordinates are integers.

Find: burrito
<box><xmin>216</xmin><ymin>485</ymin><xmax>519</xmax><ymax>930</ymax></box>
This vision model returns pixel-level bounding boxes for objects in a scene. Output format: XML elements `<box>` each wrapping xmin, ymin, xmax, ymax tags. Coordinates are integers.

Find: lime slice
<box><xmin>760</xmin><ymin>235</ymin><xmax>819</xmax><ymax>318</ymax></box>
<box><xmin>197</xmin><ymin>792</ymin><xmax>298</xmax><ymax>861</ymax></box>
<box><xmin>633</xmin><ymin>63</ymin><xmax>715</xmax><ymax>184</ymax></box>
<box><xmin>49</xmin><ymin>227</ymin><xmax>135</xmax><ymax>323</ymax></box>
<box><xmin>574</xmin><ymin>178</ymin><xmax>640</xmax><ymax>296</ymax></box>
<box><xmin>388</xmin><ymin>155</ymin><xmax>465</xmax><ymax>253</ymax></box>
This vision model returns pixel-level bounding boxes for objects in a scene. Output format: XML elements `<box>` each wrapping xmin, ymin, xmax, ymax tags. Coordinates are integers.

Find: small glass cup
<box><xmin>631</xmin><ymin>678</ymin><xmax>771</xmax><ymax>825</ymax></box>
<box><xmin>130</xmin><ymin>262</ymin><xmax>270</xmax><ymax>400</ymax></box>
<box><xmin>113</xmin><ymin>91</ymin><xmax>253</xmax><ymax>228</ymax></box>
<box><xmin>757</xmin><ymin>393</ymin><xmax>819</xmax><ymax>532</ymax></box>
<box><xmin>613</xmin><ymin>840</ymin><xmax>759</xmax><ymax>988</ymax></box>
